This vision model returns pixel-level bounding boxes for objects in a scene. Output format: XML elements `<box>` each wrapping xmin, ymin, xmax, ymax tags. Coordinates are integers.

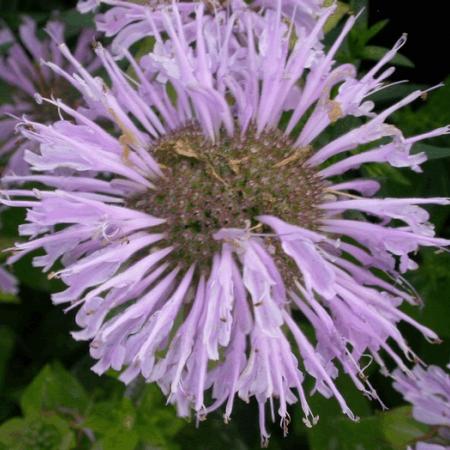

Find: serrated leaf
<box><xmin>380</xmin><ymin>406</ymin><xmax>430</xmax><ymax>450</ymax></box>
<box><xmin>85</xmin><ymin>398</ymin><xmax>139</xmax><ymax>450</ymax></box>
<box><xmin>20</xmin><ymin>362</ymin><xmax>88</xmax><ymax>416</ymax></box>
<box><xmin>0</xmin><ymin>415</ymin><xmax>75</xmax><ymax>450</ymax></box>
<box><xmin>84</xmin><ymin>397</ymin><xmax>136</xmax><ymax>434</ymax></box>
<box><xmin>361</xmin><ymin>45</ymin><xmax>415</xmax><ymax>67</ymax></box>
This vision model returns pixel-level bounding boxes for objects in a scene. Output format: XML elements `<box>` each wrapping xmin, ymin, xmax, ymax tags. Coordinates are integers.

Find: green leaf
<box><xmin>306</xmin><ymin>375</ymin><xmax>379</xmax><ymax>450</ymax></box>
<box><xmin>368</xmin><ymin>83</ymin><xmax>426</xmax><ymax>103</ymax></box>
<box><xmin>57</xmin><ymin>9</ymin><xmax>95</xmax><ymax>39</ymax></box>
<box><xmin>0</xmin><ymin>292</ymin><xmax>20</xmax><ymax>304</ymax></box>
<box><xmin>380</xmin><ymin>406</ymin><xmax>430</xmax><ymax>450</ymax></box>
<box><xmin>0</xmin><ymin>415</ymin><xmax>75</xmax><ymax>450</ymax></box>
<box><xmin>323</xmin><ymin>1</ymin><xmax>350</xmax><ymax>34</ymax></box>
<box><xmin>365</xmin><ymin>19</ymin><xmax>389</xmax><ymax>41</ymax></box>
<box><xmin>404</xmin><ymin>250</ymin><xmax>450</xmax><ymax>341</ymax></box>
<box><xmin>85</xmin><ymin>398</ymin><xmax>139</xmax><ymax>450</ymax></box>
<box><xmin>135</xmin><ymin>384</ymin><xmax>185</xmax><ymax>449</ymax></box>
<box><xmin>413</xmin><ymin>143</ymin><xmax>450</xmax><ymax>160</ymax></box>
<box><xmin>361</xmin><ymin>46</ymin><xmax>414</xmax><ymax>67</ymax></box>
<box><xmin>99</xmin><ymin>431</ymin><xmax>139</xmax><ymax>450</ymax></box>
<box><xmin>20</xmin><ymin>363</ymin><xmax>89</xmax><ymax>417</ymax></box>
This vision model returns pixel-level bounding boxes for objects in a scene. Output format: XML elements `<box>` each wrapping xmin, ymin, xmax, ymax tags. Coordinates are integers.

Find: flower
<box><xmin>0</xmin><ymin>17</ymin><xmax>98</xmax><ymax>175</ymax></box>
<box><xmin>0</xmin><ymin>266</ymin><xmax>17</xmax><ymax>294</ymax></box>
<box><xmin>2</xmin><ymin>3</ymin><xmax>449</xmax><ymax>445</ymax></box>
<box><xmin>394</xmin><ymin>365</ymin><xmax>450</xmax><ymax>450</ymax></box>
<box><xmin>76</xmin><ymin>0</ymin><xmax>325</xmax><ymax>55</ymax></box>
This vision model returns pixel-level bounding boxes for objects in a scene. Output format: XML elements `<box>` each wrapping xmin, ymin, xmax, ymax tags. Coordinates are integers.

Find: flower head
<box><xmin>76</xmin><ymin>0</ymin><xmax>325</xmax><ymax>55</ymax></box>
<box><xmin>0</xmin><ymin>17</ymin><xmax>98</xmax><ymax>174</ymax></box>
<box><xmin>394</xmin><ymin>365</ymin><xmax>450</xmax><ymax>450</ymax></box>
<box><xmin>2</xmin><ymin>3</ymin><xmax>449</xmax><ymax>445</ymax></box>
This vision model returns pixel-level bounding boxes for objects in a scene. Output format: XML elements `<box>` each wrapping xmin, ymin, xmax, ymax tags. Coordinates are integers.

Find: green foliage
<box><xmin>323</xmin><ymin>1</ymin><xmax>351</xmax><ymax>34</ymax></box>
<box><xmin>333</xmin><ymin>0</ymin><xmax>413</xmax><ymax>68</ymax></box>
<box><xmin>21</xmin><ymin>363</ymin><xmax>89</xmax><ymax>416</ymax></box>
<box><xmin>0</xmin><ymin>416</ymin><xmax>76</xmax><ymax>450</ymax></box>
<box><xmin>0</xmin><ymin>363</ymin><xmax>188</xmax><ymax>450</ymax></box>
<box><xmin>380</xmin><ymin>406</ymin><xmax>430</xmax><ymax>450</ymax></box>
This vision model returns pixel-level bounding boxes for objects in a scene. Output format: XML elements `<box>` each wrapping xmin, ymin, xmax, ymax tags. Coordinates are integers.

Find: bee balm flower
<box><xmin>2</xmin><ymin>3</ymin><xmax>449</xmax><ymax>445</ymax></box>
<box><xmin>0</xmin><ymin>17</ymin><xmax>98</xmax><ymax>175</ymax></box>
<box><xmin>76</xmin><ymin>0</ymin><xmax>325</xmax><ymax>55</ymax></box>
<box><xmin>394</xmin><ymin>365</ymin><xmax>450</xmax><ymax>450</ymax></box>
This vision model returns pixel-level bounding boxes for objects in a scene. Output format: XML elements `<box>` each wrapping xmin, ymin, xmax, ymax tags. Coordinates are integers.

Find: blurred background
<box><xmin>0</xmin><ymin>1</ymin><xmax>449</xmax><ymax>449</ymax></box>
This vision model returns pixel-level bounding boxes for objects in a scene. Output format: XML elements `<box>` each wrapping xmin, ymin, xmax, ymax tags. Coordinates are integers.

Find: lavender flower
<box><xmin>0</xmin><ymin>266</ymin><xmax>17</xmax><ymax>294</ymax></box>
<box><xmin>76</xmin><ymin>0</ymin><xmax>325</xmax><ymax>55</ymax></box>
<box><xmin>394</xmin><ymin>365</ymin><xmax>450</xmax><ymax>450</ymax></box>
<box><xmin>0</xmin><ymin>17</ymin><xmax>98</xmax><ymax>175</ymax></box>
<box><xmin>2</xmin><ymin>4</ymin><xmax>449</xmax><ymax>445</ymax></box>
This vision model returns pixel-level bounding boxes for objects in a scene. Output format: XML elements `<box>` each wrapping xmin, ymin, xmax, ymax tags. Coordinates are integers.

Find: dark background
<box><xmin>369</xmin><ymin>1</ymin><xmax>448</xmax><ymax>83</ymax></box>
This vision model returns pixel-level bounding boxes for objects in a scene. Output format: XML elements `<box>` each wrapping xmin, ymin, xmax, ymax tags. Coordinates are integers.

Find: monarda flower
<box><xmin>393</xmin><ymin>365</ymin><xmax>450</xmax><ymax>450</ymax></box>
<box><xmin>0</xmin><ymin>17</ymin><xmax>98</xmax><ymax>175</ymax></box>
<box><xmin>76</xmin><ymin>0</ymin><xmax>325</xmax><ymax>55</ymax></box>
<box><xmin>2</xmin><ymin>3</ymin><xmax>449</xmax><ymax>445</ymax></box>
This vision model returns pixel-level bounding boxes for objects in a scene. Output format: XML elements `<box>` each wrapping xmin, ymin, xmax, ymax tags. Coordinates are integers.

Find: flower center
<box><xmin>129</xmin><ymin>124</ymin><xmax>326</xmax><ymax>268</ymax></box>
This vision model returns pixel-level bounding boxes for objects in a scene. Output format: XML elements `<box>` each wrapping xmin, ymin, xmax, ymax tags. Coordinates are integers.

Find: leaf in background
<box><xmin>365</xmin><ymin>19</ymin><xmax>389</xmax><ymax>41</ymax></box>
<box><xmin>306</xmin><ymin>376</ymin><xmax>381</xmax><ymax>450</ymax></box>
<box><xmin>361</xmin><ymin>45</ymin><xmax>414</xmax><ymax>67</ymax></box>
<box><xmin>393</xmin><ymin>76</ymin><xmax>450</xmax><ymax>143</ymax></box>
<box><xmin>323</xmin><ymin>1</ymin><xmax>350</xmax><ymax>34</ymax></box>
<box><xmin>20</xmin><ymin>363</ymin><xmax>89</xmax><ymax>417</ymax></box>
<box><xmin>57</xmin><ymin>9</ymin><xmax>95</xmax><ymax>39</ymax></box>
<box><xmin>404</xmin><ymin>250</ymin><xmax>450</xmax><ymax>341</ymax></box>
<box><xmin>84</xmin><ymin>398</ymin><xmax>139</xmax><ymax>450</ymax></box>
<box><xmin>368</xmin><ymin>83</ymin><xmax>426</xmax><ymax>103</ymax></box>
<box><xmin>135</xmin><ymin>384</ymin><xmax>185</xmax><ymax>450</ymax></box>
<box><xmin>380</xmin><ymin>406</ymin><xmax>430</xmax><ymax>450</ymax></box>
<box><xmin>0</xmin><ymin>415</ymin><xmax>75</xmax><ymax>450</ymax></box>
<box><xmin>0</xmin><ymin>292</ymin><xmax>20</xmax><ymax>304</ymax></box>
<box><xmin>413</xmin><ymin>143</ymin><xmax>450</xmax><ymax>160</ymax></box>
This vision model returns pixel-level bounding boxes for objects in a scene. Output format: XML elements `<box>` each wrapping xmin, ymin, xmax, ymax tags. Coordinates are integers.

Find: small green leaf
<box><xmin>21</xmin><ymin>363</ymin><xmax>89</xmax><ymax>416</ymax></box>
<box><xmin>57</xmin><ymin>9</ymin><xmax>95</xmax><ymax>39</ymax></box>
<box><xmin>380</xmin><ymin>406</ymin><xmax>430</xmax><ymax>450</ymax></box>
<box><xmin>0</xmin><ymin>415</ymin><xmax>75</xmax><ymax>450</ymax></box>
<box><xmin>323</xmin><ymin>1</ymin><xmax>350</xmax><ymax>34</ymax></box>
<box><xmin>368</xmin><ymin>84</ymin><xmax>426</xmax><ymax>103</ymax></box>
<box><xmin>365</xmin><ymin>19</ymin><xmax>389</xmax><ymax>41</ymax></box>
<box><xmin>361</xmin><ymin>45</ymin><xmax>414</xmax><ymax>67</ymax></box>
<box><xmin>0</xmin><ymin>292</ymin><xmax>20</xmax><ymax>304</ymax></box>
<box><xmin>414</xmin><ymin>143</ymin><xmax>450</xmax><ymax>160</ymax></box>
